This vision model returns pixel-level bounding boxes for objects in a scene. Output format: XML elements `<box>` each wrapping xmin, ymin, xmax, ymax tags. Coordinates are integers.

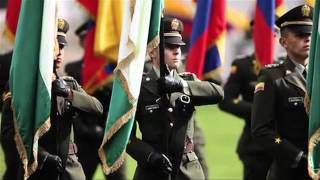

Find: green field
<box><xmin>0</xmin><ymin>105</ymin><xmax>244</xmax><ymax>180</ymax></box>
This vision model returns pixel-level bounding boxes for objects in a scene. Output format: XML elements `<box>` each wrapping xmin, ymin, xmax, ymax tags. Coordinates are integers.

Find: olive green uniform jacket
<box><xmin>29</xmin><ymin>76</ymin><xmax>103</xmax><ymax>180</ymax></box>
<box><xmin>127</xmin><ymin>69</ymin><xmax>224</xmax><ymax>180</ymax></box>
<box><xmin>251</xmin><ymin>59</ymin><xmax>310</xmax><ymax>180</ymax></box>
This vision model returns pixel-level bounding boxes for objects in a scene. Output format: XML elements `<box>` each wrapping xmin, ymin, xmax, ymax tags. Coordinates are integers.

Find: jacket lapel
<box><xmin>283</xmin><ymin>59</ymin><xmax>307</xmax><ymax>93</ymax></box>
<box><xmin>142</xmin><ymin>68</ymin><xmax>159</xmax><ymax>95</ymax></box>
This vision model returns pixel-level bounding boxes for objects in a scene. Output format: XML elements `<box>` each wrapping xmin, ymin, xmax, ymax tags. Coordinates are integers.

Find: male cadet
<box><xmin>28</xmin><ymin>18</ymin><xmax>103</xmax><ymax>180</ymax></box>
<box><xmin>126</xmin><ymin>17</ymin><xmax>224</xmax><ymax>180</ymax></box>
<box><xmin>251</xmin><ymin>4</ymin><xmax>313</xmax><ymax>180</ymax></box>
<box><xmin>218</xmin><ymin>20</ymin><xmax>272</xmax><ymax>180</ymax></box>
<box><xmin>65</xmin><ymin>21</ymin><xmax>127</xmax><ymax>180</ymax></box>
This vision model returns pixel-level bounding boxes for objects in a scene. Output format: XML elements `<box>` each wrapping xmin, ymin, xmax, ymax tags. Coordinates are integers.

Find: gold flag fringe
<box><xmin>12</xmin><ymin>104</ymin><xmax>51</xmax><ymax>180</ymax></box>
<box><xmin>308</xmin><ymin>128</ymin><xmax>320</xmax><ymax>180</ymax></box>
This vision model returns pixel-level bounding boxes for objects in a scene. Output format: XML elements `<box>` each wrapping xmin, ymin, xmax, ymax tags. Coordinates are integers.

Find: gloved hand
<box><xmin>147</xmin><ymin>152</ymin><xmax>173</xmax><ymax>175</ymax></box>
<box><xmin>52</xmin><ymin>79</ymin><xmax>71</xmax><ymax>97</ymax></box>
<box><xmin>297</xmin><ymin>152</ymin><xmax>307</xmax><ymax>169</ymax></box>
<box><xmin>45</xmin><ymin>153</ymin><xmax>63</xmax><ymax>173</ymax></box>
<box><xmin>157</xmin><ymin>76</ymin><xmax>183</xmax><ymax>94</ymax></box>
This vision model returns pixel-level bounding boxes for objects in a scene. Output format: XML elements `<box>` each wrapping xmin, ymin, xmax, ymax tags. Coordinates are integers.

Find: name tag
<box><xmin>145</xmin><ymin>104</ymin><xmax>160</xmax><ymax>111</ymax></box>
<box><xmin>288</xmin><ymin>97</ymin><xmax>303</xmax><ymax>103</ymax></box>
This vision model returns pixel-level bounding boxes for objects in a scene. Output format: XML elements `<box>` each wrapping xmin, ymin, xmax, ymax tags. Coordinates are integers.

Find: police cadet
<box><xmin>65</xmin><ymin>21</ymin><xmax>127</xmax><ymax>180</ymax></box>
<box><xmin>251</xmin><ymin>4</ymin><xmax>312</xmax><ymax>180</ymax></box>
<box><xmin>126</xmin><ymin>17</ymin><xmax>224</xmax><ymax>180</ymax></box>
<box><xmin>28</xmin><ymin>18</ymin><xmax>103</xmax><ymax>180</ymax></box>
<box><xmin>218</xmin><ymin>21</ymin><xmax>272</xmax><ymax>179</ymax></box>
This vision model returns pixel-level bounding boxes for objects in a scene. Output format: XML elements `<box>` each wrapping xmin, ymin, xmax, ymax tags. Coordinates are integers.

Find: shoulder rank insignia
<box><xmin>275</xmin><ymin>137</ymin><xmax>282</xmax><ymax>144</ymax></box>
<box><xmin>254</xmin><ymin>82</ymin><xmax>265</xmax><ymax>93</ymax></box>
<box><xmin>265</xmin><ymin>63</ymin><xmax>280</xmax><ymax>69</ymax></box>
<box><xmin>62</xmin><ymin>76</ymin><xmax>74</xmax><ymax>81</ymax></box>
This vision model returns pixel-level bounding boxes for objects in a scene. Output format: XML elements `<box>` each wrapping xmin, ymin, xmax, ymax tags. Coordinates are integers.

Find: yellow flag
<box><xmin>94</xmin><ymin>0</ymin><xmax>123</xmax><ymax>63</ymax></box>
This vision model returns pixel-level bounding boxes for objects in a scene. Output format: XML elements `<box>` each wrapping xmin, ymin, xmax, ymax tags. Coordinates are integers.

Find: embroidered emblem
<box><xmin>58</xmin><ymin>19</ymin><xmax>65</xmax><ymax>30</ymax></box>
<box><xmin>171</xmin><ymin>18</ymin><xmax>179</xmax><ymax>30</ymax></box>
<box><xmin>301</xmin><ymin>5</ymin><xmax>311</xmax><ymax>17</ymax></box>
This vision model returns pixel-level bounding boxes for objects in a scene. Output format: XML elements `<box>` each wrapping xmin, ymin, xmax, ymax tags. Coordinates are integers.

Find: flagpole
<box><xmin>159</xmin><ymin>17</ymin><xmax>172</xmax><ymax>180</ymax></box>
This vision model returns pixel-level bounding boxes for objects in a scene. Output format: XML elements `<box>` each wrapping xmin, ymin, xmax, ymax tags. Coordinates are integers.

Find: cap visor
<box><xmin>57</xmin><ymin>35</ymin><xmax>68</xmax><ymax>45</ymax></box>
<box><xmin>288</xmin><ymin>25</ymin><xmax>312</xmax><ymax>34</ymax></box>
<box><xmin>164</xmin><ymin>36</ymin><xmax>185</xmax><ymax>46</ymax></box>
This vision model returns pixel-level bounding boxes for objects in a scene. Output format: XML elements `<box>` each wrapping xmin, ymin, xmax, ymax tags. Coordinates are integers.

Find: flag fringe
<box><xmin>13</xmin><ymin>104</ymin><xmax>51</xmax><ymax>180</ymax></box>
<box><xmin>98</xmin><ymin>51</ymin><xmax>139</xmax><ymax>174</ymax></box>
<box><xmin>308</xmin><ymin>128</ymin><xmax>320</xmax><ymax>180</ymax></box>
<box><xmin>98</xmin><ymin>105</ymin><xmax>137</xmax><ymax>174</ymax></box>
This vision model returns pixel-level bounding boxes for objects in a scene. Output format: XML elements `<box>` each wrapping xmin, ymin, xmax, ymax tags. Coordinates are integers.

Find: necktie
<box><xmin>302</xmin><ymin>69</ymin><xmax>307</xmax><ymax>79</ymax></box>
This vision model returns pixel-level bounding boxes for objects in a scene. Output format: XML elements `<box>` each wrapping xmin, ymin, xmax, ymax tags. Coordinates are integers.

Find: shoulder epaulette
<box><xmin>265</xmin><ymin>63</ymin><xmax>281</xmax><ymax>69</ymax></box>
<box><xmin>62</xmin><ymin>76</ymin><xmax>75</xmax><ymax>81</ymax></box>
<box><xmin>179</xmin><ymin>72</ymin><xmax>197</xmax><ymax>81</ymax></box>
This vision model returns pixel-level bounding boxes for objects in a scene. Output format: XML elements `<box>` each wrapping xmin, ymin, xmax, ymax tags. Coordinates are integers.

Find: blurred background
<box><xmin>0</xmin><ymin>0</ymin><xmax>314</xmax><ymax>179</ymax></box>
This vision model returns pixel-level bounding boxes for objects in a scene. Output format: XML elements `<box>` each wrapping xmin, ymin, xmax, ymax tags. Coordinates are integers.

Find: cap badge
<box><xmin>171</xmin><ymin>18</ymin><xmax>179</xmax><ymax>31</ymax></box>
<box><xmin>58</xmin><ymin>19</ymin><xmax>65</xmax><ymax>30</ymax></box>
<box><xmin>301</xmin><ymin>5</ymin><xmax>311</xmax><ymax>17</ymax></box>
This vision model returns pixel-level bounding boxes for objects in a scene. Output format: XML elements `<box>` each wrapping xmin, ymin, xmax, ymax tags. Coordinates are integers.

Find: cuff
<box><xmin>292</xmin><ymin>151</ymin><xmax>304</xmax><ymax>168</ymax></box>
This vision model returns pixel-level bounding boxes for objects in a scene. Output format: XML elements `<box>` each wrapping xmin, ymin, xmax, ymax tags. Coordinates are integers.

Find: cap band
<box><xmin>164</xmin><ymin>32</ymin><xmax>182</xmax><ymax>38</ymax></box>
<box><xmin>57</xmin><ymin>32</ymin><xmax>66</xmax><ymax>37</ymax></box>
<box><xmin>281</xmin><ymin>21</ymin><xmax>313</xmax><ymax>27</ymax></box>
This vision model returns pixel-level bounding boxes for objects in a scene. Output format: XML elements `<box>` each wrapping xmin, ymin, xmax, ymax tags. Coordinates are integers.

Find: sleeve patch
<box><xmin>230</xmin><ymin>65</ymin><xmax>237</xmax><ymax>74</ymax></box>
<box><xmin>254</xmin><ymin>82</ymin><xmax>265</xmax><ymax>93</ymax></box>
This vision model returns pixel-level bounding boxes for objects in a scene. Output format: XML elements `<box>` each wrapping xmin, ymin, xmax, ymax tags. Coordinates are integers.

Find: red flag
<box><xmin>253</xmin><ymin>0</ymin><xmax>276</xmax><ymax>66</ymax></box>
<box><xmin>4</xmin><ymin>0</ymin><xmax>22</xmax><ymax>42</ymax></box>
<box><xmin>77</xmin><ymin>0</ymin><xmax>114</xmax><ymax>93</ymax></box>
<box><xmin>186</xmin><ymin>0</ymin><xmax>226</xmax><ymax>80</ymax></box>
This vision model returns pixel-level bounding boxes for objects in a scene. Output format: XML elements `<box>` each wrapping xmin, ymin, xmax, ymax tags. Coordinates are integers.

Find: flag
<box><xmin>186</xmin><ymin>0</ymin><xmax>226</xmax><ymax>80</ymax></box>
<box><xmin>306</xmin><ymin>0</ymin><xmax>315</xmax><ymax>7</ymax></box>
<box><xmin>9</xmin><ymin>0</ymin><xmax>57</xmax><ymax>179</ymax></box>
<box><xmin>98</xmin><ymin>0</ymin><xmax>162</xmax><ymax>175</ymax></box>
<box><xmin>3</xmin><ymin>0</ymin><xmax>21</xmax><ymax>43</ymax></box>
<box><xmin>307</xmin><ymin>1</ymin><xmax>320</xmax><ymax>178</ymax></box>
<box><xmin>253</xmin><ymin>0</ymin><xmax>276</xmax><ymax>67</ymax></box>
<box><xmin>82</xmin><ymin>24</ymin><xmax>115</xmax><ymax>94</ymax></box>
<box><xmin>77</xmin><ymin>0</ymin><xmax>98</xmax><ymax>17</ymax></box>
<box><xmin>164</xmin><ymin>0</ymin><xmax>195</xmax><ymax>38</ymax></box>
<box><xmin>77</xmin><ymin>0</ymin><xmax>115</xmax><ymax>93</ymax></box>
<box><xmin>94</xmin><ymin>0</ymin><xmax>124</xmax><ymax>63</ymax></box>
<box><xmin>276</xmin><ymin>0</ymin><xmax>286</xmax><ymax>17</ymax></box>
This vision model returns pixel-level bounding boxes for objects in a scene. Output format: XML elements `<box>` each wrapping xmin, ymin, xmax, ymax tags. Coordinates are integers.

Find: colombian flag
<box><xmin>77</xmin><ymin>0</ymin><xmax>115</xmax><ymax>94</ymax></box>
<box><xmin>253</xmin><ymin>0</ymin><xmax>276</xmax><ymax>67</ymax></box>
<box><xmin>186</xmin><ymin>0</ymin><xmax>226</xmax><ymax>80</ymax></box>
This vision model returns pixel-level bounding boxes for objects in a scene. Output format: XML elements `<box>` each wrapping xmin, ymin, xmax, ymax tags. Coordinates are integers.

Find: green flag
<box><xmin>308</xmin><ymin>1</ymin><xmax>320</xmax><ymax>179</ymax></box>
<box><xmin>98</xmin><ymin>0</ymin><xmax>163</xmax><ymax>175</ymax></box>
<box><xmin>9</xmin><ymin>0</ymin><xmax>57</xmax><ymax>179</ymax></box>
